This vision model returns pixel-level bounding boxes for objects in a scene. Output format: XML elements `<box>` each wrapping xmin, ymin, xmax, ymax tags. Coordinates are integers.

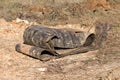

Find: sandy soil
<box><xmin>0</xmin><ymin>18</ymin><xmax>120</xmax><ymax>80</ymax></box>
<box><xmin>0</xmin><ymin>0</ymin><xmax>120</xmax><ymax>80</ymax></box>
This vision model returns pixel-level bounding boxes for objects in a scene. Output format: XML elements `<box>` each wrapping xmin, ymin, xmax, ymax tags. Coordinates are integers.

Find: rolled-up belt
<box><xmin>15</xmin><ymin>21</ymin><xmax>110</xmax><ymax>61</ymax></box>
<box><xmin>15</xmin><ymin>43</ymin><xmax>97</xmax><ymax>61</ymax></box>
<box><xmin>23</xmin><ymin>25</ymin><xmax>87</xmax><ymax>49</ymax></box>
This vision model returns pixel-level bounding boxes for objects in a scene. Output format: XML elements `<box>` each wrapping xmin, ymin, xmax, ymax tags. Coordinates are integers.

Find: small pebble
<box><xmin>37</xmin><ymin>67</ymin><xmax>47</xmax><ymax>72</ymax></box>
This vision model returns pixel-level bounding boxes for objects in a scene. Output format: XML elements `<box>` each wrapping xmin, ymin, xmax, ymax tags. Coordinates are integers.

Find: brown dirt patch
<box><xmin>0</xmin><ymin>0</ymin><xmax>120</xmax><ymax>80</ymax></box>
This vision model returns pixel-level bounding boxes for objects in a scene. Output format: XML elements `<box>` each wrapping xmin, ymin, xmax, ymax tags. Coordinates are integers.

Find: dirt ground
<box><xmin>0</xmin><ymin>0</ymin><xmax>120</xmax><ymax>80</ymax></box>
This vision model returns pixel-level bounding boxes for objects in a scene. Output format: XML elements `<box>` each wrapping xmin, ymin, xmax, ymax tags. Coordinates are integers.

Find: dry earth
<box><xmin>0</xmin><ymin>0</ymin><xmax>120</xmax><ymax>80</ymax></box>
<box><xmin>0</xmin><ymin>18</ymin><xmax>120</xmax><ymax>80</ymax></box>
